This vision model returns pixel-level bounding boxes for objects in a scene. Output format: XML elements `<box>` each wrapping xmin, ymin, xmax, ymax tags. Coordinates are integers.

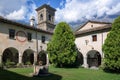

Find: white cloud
<box><xmin>107</xmin><ymin>3</ymin><xmax>120</xmax><ymax>15</ymax></box>
<box><xmin>0</xmin><ymin>0</ymin><xmax>120</xmax><ymax>27</ymax></box>
<box><xmin>0</xmin><ymin>0</ymin><xmax>37</xmax><ymax>21</ymax></box>
<box><xmin>60</xmin><ymin>0</ymin><xmax>65</xmax><ymax>7</ymax></box>
<box><xmin>0</xmin><ymin>0</ymin><xmax>27</xmax><ymax>14</ymax></box>
<box><xmin>24</xmin><ymin>1</ymin><xmax>37</xmax><ymax>22</ymax></box>
<box><xmin>6</xmin><ymin>6</ymin><xmax>26</xmax><ymax>20</ymax></box>
<box><xmin>55</xmin><ymin>0</ymin><xmax>120</xmax><ymax>24</ymax></box>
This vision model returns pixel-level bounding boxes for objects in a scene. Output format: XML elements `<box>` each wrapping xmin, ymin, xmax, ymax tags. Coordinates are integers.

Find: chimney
<box><xmin>30</xmin><ymin>16</ymin><xmax>35</xmax><ymax>27</ymax></box>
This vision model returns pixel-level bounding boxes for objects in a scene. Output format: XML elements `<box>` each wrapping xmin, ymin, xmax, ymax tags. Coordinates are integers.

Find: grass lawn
<box><xmin>0</xmin><ymin>66</ymin><xmax>120</xmax><ymax>80</ymax></box>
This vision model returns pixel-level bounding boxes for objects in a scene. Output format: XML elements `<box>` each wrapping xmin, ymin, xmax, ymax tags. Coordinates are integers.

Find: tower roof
<box><xmin>36</xmin><ymin>4</ymin><xmax>56</xmax><ymax>11</ymax></box>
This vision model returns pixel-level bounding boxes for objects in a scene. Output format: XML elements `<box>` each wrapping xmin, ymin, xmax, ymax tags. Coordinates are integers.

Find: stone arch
<box><xmin>37</xmin><ymin>50</ymin><xmax>47</xmax><ymax>66</ymax></box>
<box><xmin>22</xmin><ymin>49</ymin><xmax>34</xmax><ymax>65</ymax></box>
<box><xmin>87</xmin><ymin>50</ymin><xmax>101</xmax><ymax>68</ymax></box>
<box><xmin>2</xmin><ymin>47</ymin><xmax>19</xmax><ymax>65</ymax></box>
<box><xmin>76</xmin><ymin>51</ymin><xmax>83</xmax><ymax>66</ymax></box>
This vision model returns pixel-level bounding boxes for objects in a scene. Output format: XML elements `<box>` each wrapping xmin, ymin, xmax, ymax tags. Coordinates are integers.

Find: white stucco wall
<box><xmin>75</xmin><ymin>31</ymin><xmax>108</xmax><ymax>58</ymax></box>
<box><xmin>75</xmin><ymin>21</ymin><xmax>111</xmax><ymax>68</ymax></box>
<box><xmin>0</xmin><ymin>22</ymin><xmax>52</xmax><ymax>63</ymax></box>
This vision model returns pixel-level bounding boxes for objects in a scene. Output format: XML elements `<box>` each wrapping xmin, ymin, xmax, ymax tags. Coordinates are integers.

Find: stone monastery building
<box><xmin>0</xmin><ymin>4</ymin><xmax>112</xmax><ymax>68</ymax></box>
<box><xmin>0</xmin><ymin>4</ymin><xmax>56</xmax><ymax>66</ymax></box>
<box><xmin>75</xmin><ymin>21</ymin><xmax>111</xmax><ymax>68</ymax></box>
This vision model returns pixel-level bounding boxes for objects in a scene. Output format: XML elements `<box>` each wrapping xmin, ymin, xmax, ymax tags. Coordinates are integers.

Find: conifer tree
<box><xmin>47</xmin><ymin>22</ymin><xmax>77</xmax><ymax>67</ymax></box>
<box><xmin>103</xmin><ymin>16</ymin><xmax>120</xmax><ymax>72</ymax></box>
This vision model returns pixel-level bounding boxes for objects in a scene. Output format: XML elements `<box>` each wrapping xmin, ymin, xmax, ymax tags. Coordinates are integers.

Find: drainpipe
<box><xmin>101</xmin><ymin>33</ymin><xmax>103</xmax><ymax>58</ymax></box>
<box><xmin>34</xmin><ymin>29</ymin><xmax>39</xmax><ymax>74</ymax></box>
<box><xmin>36</xmin><ymin>31</ymin><xmax>39</xmax><ymax>62</ymax></box>
<box><xmin>101</xmin><ymin>32</ymin><xmax>104</xmax><ymax>66</ymax></box>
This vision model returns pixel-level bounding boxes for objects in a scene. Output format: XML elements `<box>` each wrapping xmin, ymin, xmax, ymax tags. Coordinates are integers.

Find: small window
<box><xmin>48</xmin><ymin>14</ymin><xmax>51</xmax><ymax>21</ymax></box>
<box><xmin>85</xmin><ymin>40</ymin><xmax>89</xmax><ymax>45</ymax></box>
<box><xmin>92</xmin><ymin>35</ymin><xmax>97</xmax><ymax>41</ymax></box>
<box><xmin>27</xmin><ymin>33</ymin><xmax>32</xmax><ymax>41</ymax></box>
<box><xmin>40</xmin><ymin>14</ymin><xmax>43</xmax><ymax>20</ymax></box>
<box><xmin>91</xmin><ymin>25</ymin><xmax>93</xmax><ymax>27</ymax></box>
<box><xmin>41</xmin><ymin>36</ymin><xmax>45</xmax><ymax>43</ymax></box>
<box><xmin>9</xmin><ymin>29</ymin><xmax>15</xmax><ymax>39</ymax></box>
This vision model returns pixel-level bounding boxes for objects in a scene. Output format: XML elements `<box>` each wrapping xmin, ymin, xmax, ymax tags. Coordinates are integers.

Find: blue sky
<box><xmin>0</xmin><ymin>0</ymin><xmax>120</xmax><ymax>28</ymax></box>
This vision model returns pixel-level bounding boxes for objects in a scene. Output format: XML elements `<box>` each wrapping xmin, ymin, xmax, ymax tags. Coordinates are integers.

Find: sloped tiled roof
<box><xmin>0</xmin><ymin>16</ymin><xmax>53</xmax><ymax>35</ymax></box>
<box><xmin>36</xmin><ymin>4</ymin><xmax>56</xmax><ymax>11</ymax></box>
<box><xmin>75</xmin><ymin>24</ymin><xmax>112</xmax><ymax>36</ymax></box>
<box><xmin>76</xmin><ymin>20</ymin><xmax>112</xmax><ymax>32</ymax></box>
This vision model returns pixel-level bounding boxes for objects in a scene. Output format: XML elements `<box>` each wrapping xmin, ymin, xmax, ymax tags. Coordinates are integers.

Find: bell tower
<box><xmin>36</xmin><ymin>4</ymin><xmax>56</xmax><ymax>31</ymax></box>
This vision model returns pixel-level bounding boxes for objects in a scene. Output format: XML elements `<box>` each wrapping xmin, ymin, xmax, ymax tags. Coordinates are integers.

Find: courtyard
<box><xmin>0</xmin><ymin>66</ymin><xmax>120</xmax><ymax>80</ymax></box>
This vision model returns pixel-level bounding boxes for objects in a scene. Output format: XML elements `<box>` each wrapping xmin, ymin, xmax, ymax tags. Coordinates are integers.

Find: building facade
<box><xmin>0</xmin><ymin>4</ymin><xmax>113</xmax><ymax>69</ymax></box>
<box><xmin>75</xmin><ymin>20</ymin><xmax>112</xmax><ymax>68</ymax></box>
<box><xmin>0</xmin><ymin>4</ymin><xmax>56</xmax><ymax>66</ymax></box>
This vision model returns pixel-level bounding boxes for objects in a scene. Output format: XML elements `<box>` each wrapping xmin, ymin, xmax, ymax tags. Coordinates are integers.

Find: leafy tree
<box><xmin>47</xmin><ymin>22</ymin><xmax>77</xmax><ymax>67</ymax></box>
<box><xmin>102</xmin><ymin>16</ymin><xmax>120</xmax><ymax>72</ymax></box>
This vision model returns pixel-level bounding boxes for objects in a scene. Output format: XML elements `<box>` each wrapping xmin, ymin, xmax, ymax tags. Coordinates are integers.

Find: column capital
<box><xmin>83</xmin><ymin>56</ymin><xmax>87</xmax><ymax>58</ymax></box>
<box><xmin>19</xmin><ymin>53</ymin><xmax>22</xmax><ymax>57</ymax></box>
<box><xmin>34</xmin><ymin>51</ymin><xmax>38</xmax><ymax>54</ymax></box>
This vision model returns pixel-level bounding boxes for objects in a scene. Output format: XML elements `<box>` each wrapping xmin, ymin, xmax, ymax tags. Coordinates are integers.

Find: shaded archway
<box><xmin>87</xmin><ymin>50</ymin><xmax>101</xmax><ymax>68</ymax></box>
<box><xmin>37</xmin><ymin>50</ymin><xmax>47</xmax><ymax>65</ymax></box>
<box><xmin>76</xmin><ymin>51</ymin><xmax>83</xmax><ymax>67</ymax></box>
<box><xmin>2</xmin><ymin>47</ymin><xmax>19</xmax><ymax>65</ymax></box>
<box><xmin>22</xmin><ymin>49</ymin><xmax>34</xmax><ymax>65</ymax></box>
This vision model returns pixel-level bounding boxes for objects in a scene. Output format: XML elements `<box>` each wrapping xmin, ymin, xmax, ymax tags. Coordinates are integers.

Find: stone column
<box><xmin>33</xmin><ymin>52</ymin><xmax>39</xmax><ymax>75</ymax></box>
<box><xmin>83</xmin><ymin>56</ymin><xmax>88</xmax><ymax>68</ymax></box>
<box><xmin>34</xmin><ymin>52</ymin><xmax>37</xmax><ymax>64</ymax></box>
<box><xmin>0</xmin><ymin>55</ymin><xmax>2</xmax><ymax>64</ymax></box>
<box><xmin>46</xmin><ymin>53</ymin><xmax>49</xmax><ymax>66</ymax></box>
<box><xmin>19</xmin><ymin>53</ymin><xmax>22</xmax><ymax>64</ymax></box>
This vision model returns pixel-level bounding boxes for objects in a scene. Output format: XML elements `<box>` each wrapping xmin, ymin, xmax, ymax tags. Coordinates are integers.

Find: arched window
<box><xmin>40</xmin><ymin>14</ymin><xmax>43</xmax><ymax>20</ymax></box>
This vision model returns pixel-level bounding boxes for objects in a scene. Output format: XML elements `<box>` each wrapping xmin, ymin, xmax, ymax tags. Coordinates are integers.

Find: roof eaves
<box><xmin>36</xmin><ymin>4</ymin><xmax>56</xmax><ymax>11</ymax></box>
<box><xmin>89</xmin><ymin>20</ymin><xmax>112</xmax><ymax>24</ymax></box>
